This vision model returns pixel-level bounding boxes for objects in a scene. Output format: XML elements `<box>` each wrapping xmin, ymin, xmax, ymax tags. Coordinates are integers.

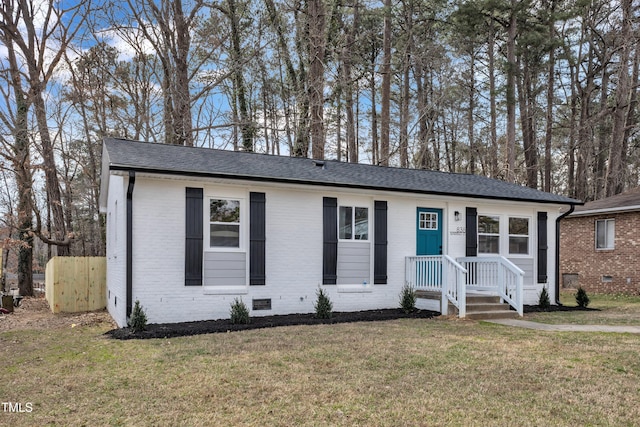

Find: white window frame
<box><xmin>478</xmin><ymin>215</ymin><xmax>500</xmax><ymax>254</ymax></box>
<box><xmin>508</xmin><ymin>216</ymin><xmax>530</xmax><ymax>255</ymax></box>
<box><xmin>419</xmin><ymin>211</ymin><xmax>438</xmax><ymax>230</ymax></box>
<box><xmin>338</xmin><ymin>205</ymin><xmax>369</xmax><ymax>241</ymax></box>
<box><xmin>205</xmin><ymin>196</ymin><xmax>246</xmax><ymax>252</ymax></box>
<box><xmin>595</xmin><ymin>219</ymin><xmax>615</xmax><ymax>250</ymax></box>
<box><xmin>476</xmin><ymin>213</ymin><xmax>533</xmax><ymax>258</ymax></box>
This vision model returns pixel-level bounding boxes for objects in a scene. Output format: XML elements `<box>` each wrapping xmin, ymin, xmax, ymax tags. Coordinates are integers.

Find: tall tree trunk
<box><xmin>518</xmin><ymin>58</ymin><xmax>538</xmax><ymax>188</ymax></box>
<box><xmin>3</xmin><ymin>30</ymin><xmax>34</xmax><ymax>296</ymax></box>
<box><xmin>505</xmin><ymin>1</ymin><xmax>517</xmax><ymax>183</ymax></box>
<box><xmin>605</xmin><ymin>0</ymin><xmax>633</xmax><ymax>197</ymax></box>
<box><xmin>228</xmin><ymin>0</ymin><xmax>253</xmax><ymax>151</ymax></box>
<box><xmin>308</xmin><ymin>0</ymin><xmax>326</xmax><ymax>159</ymax></box>
<box><xmin>544</xmin><ymin>1</ymin><xmax>556</xmax><ymax>193</ymax></box>
<box><xmin>488</xmin><ymin>21</ymin><xmax>498</xmax><ymax>178</ymax></box>
<box><xmin>468</xmin><ymin>53</ymin><xmax>476</xmax><ymax>174</ymax></box>
<box><xmin>380</xmin><ymin>0</ymin><xmax>391</xmax><ymax>166</ymax></box>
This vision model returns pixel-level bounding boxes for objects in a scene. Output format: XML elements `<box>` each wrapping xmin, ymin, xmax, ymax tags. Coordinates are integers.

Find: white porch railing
<box><xmin>405</xmin><ymin>255</ymin><xmax>524</xmax><ymax>317</ymax></box>
<box><xmin>405</xmin><ymin>255</ymin><xmax>467</xmax><ymax>317</ymax></box>
<box><xmin>457</xmin><ymin>256</ymin><xmax>524</xmax><ymax>316</ymax></box>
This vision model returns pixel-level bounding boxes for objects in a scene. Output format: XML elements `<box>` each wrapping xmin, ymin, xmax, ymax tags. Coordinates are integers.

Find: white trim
<box><xmin>204</xmin><ymin>195</ymin><xmax>247</xmax><ymax>252</ymax></box>
<box><xmin>337</xmin><ymin>284</ymin><xmax>373</xmax><ymax>293</ymax></box>
<box><xmin>203</xmin><ymin>286</ymin><xmax>249</xmax><ymax>295</ymax></box>
<box><xmin>569</xmin><ymin>205</ymin><xmax>640</xmax><ymax>217</ymax></box>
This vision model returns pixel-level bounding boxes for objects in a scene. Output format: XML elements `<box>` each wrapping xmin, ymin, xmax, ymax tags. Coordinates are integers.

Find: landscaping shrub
<box><xmin>576</xmin><ymin>286</ymin><xmax>590</xmax><ymax>308</ymax></box>
<box><xmin>230</xmin><ymin>298</ymin><xmax>250</xmax><ymax>324</ymax></box>
<box><xmin>399</xmin><ymin>284</ymin><xmax>417</xmax><ymax>313</ymax></box>
<box><xmin>538</xmin><ymin>286</ymin><xmax>550</xmax><ymax>310</ymax></box>
<box><xmin>129</xmin><ymin>300</ymin><xmax>148</xmax><ymax>332</ymax></box>
<box><xmin>314</xmin><ymin>288</ymin><xmax>333</xmax><ymax>319</ymax></box>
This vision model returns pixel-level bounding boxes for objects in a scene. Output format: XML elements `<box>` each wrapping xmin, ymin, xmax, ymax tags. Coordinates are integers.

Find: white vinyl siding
<box><xmin>337</xmin><ymin>242</ymin><xmax>371</xmax><ymax>285</ymax></box>
<box><xmin>203</xmin><ymin>252</ymin><xmax>247</xmax><ymax>286</ymax></box>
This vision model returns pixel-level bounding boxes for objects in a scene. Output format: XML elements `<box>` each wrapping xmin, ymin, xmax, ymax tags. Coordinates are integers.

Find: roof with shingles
<box><xmin>571</xmin><ymin>187</ymin><xmax>640</xmax><ymax>215</ymax></box>
<box><xmin>102</xmin><ymin>138</ymin><xmax>579</xmax><ymax>205</ymax></box>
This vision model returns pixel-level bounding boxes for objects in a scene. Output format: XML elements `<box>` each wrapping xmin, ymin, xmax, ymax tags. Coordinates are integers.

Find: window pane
<box><xmin>509</xmin><ymin>236</ymin><xmax>528</xmax><ymax>254</ymax></box>
<box><xmin>509</xmin><ymin>217</ymin><xmax>528</xmax><ymax>235</ymax></box>
<box><xmin>478</xmin><ymin>216</ymin><xmax>499</xmax><ymax>234</ymax></box>
<box><xmin>419</xmin><ymin>212</ymin><xmax>438</xmax><ymax>230</ymax></box>
<box><xmin>479</xmin><ymin>235</ymin><xmax>500</xmax><ymax>254</ymax></box>
<box><xmin>607</xmin><ymin>220</ymin><xmax>615</xmax><ymax>248</ymax></box>
<box><xmin>339</xmin><ymin>206</ymin><xmax>352</xmax><ymax>240</ymax></box>
<box><xmin>210</xmin><ymin>224</ymin><xmax>240</xmax><ymax>247</ymax></box>
<box><xmin>210</xmin><ymin>199</ymin><xmax>240</xmax><ymax>223</ymax></box>
<box><xmin>596</xmin><ymin>220</ymin><xmax>606</xmax><ymax>248</ymax></box>
<box><xmin>354</xmin><ymin>207</ymin><xmax>368</xmax><ymax>240</ymax></box>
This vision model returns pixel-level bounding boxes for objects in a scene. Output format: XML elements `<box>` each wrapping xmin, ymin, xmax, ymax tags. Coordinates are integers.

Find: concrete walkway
<box><xmin>486</xmin><ymin>318</ymin><xmax>640</xmax><ymax>334</ymax></box>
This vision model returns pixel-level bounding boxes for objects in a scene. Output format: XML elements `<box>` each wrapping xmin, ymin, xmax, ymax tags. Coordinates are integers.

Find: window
<box><xmin>478</xmin><ymin>215</ymin><xmax>500</xmax><ymax>254</ymax></box>
<box><xmin>209</xmin><ymin>199</ymin><xmax>240</xmax><ymax>247</ymax></box>
<box><xmin>339</xmin><ymin>206</ymin><xmax>368</xmax><ymax>240</ymax></box>
<box><xmin>419</xmin><ymin>212</ymin><xmax>438</xmax><ymax>230</ymax></box>
<box><xmin>508</xmin><ymin>217</ymin><xmax>529</xmax><ymax>254</ymax></box>
<box><xmin>596</xmin><ymin>219</ymin><xmax>615</xmax><ymax>249</ymax></box>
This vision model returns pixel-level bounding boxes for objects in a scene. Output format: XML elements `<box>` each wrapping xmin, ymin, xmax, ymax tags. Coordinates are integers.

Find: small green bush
<box><xmin>538</xmin><ymin>286</ymin><xmax>550</xmax><ymax>310</ymax></box>
<box><xmin>230</xmin><ymin>298</ymin><xmax>250</xmax><ymax>324</ymax></box>
<box><xmin>129</xmin><ymin>300</ymin><xmax>148</xmax><ymax>332</ymax></box>
<box><xmin>399</xmin><ymin>284</ymin><xmax>417</xmax><ymax>313</ymax></box>
<box><xmin>314</xmin><ymin>288</ymin><xmax>333</xmax><ymax>319</ymax></box>
<box><xmin>576</xmin><ymin>286</ymin><xmax>590</xmax><ymax>308</ymax></box>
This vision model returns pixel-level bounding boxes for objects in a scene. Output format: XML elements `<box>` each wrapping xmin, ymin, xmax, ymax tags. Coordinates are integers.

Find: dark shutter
<box><xmin>374</xmin><ymin>200</ymin><xmax>388</xmax><ymax>284</ymax></box>
<box><xmin>537</xmin><ymin>211</ymin><xmax>548</xmax><ymax>283</ymax></box>
<box><xmin>250</xmin><ymin>192</ymin><xmax>266</xmax><ymax>285</ymax></box>
<box><xmin>323</xmin><ymin>197</ymin><xmax>338</xmax><ymax>284</ymax></box>
<box><xmin>465</xmin><ymin>207</ymin><xmax>478</xmax><ymax>257</ymax></box>
<box><xmin>185</xmin><ymin>187</ymin><xmax>203</xmax><ymax>286</ymax></box>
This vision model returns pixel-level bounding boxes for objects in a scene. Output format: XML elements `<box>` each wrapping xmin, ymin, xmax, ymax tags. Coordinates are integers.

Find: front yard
<box><xmin>1</xmin><ymin>293</ymin><xmax>639</xmax><ymax>426</ymax></box>
<box><xmin>526</xmin><ymin>292</ymin><xmax>640</xmax><ymax>326</ymax></box>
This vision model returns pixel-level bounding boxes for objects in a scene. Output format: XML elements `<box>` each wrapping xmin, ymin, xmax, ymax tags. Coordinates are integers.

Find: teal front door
<box><xmin>417</xmin><ymin>208</ymin><xmax>443</xmax><ymax>256</ymax></box>
<box><xmin>416</xmin><ymin>208</ymin><xmax>443</xmax><ymax>287</ymax></box>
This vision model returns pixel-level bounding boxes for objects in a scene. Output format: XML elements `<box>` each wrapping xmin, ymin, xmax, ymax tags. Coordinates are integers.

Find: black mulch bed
<box><xmin>523</xmin><ymin>304</ymin><xmax>599</xmax><ymax>313</ymax></box>
<box><xmin>106</xmin><ymin>304</ymin><xmax>599</xmax><ymax>340</ymax></box>
<box><xmin>105</xmin><ymin>308</ymin><xmax>440</xmax><ymax>340</ymax></box>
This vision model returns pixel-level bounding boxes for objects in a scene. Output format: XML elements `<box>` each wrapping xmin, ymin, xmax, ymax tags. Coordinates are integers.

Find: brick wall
<box><xmin>560</xmin><ymin>211</ymin><xmax>640</xmax><ymax>294</ymax></box>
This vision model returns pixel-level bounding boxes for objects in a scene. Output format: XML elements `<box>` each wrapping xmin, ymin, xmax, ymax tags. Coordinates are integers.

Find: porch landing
<box><xmin>416</xmin><ymin>291</ymin><xmax>518</xmax><ymax>320</ymax></box>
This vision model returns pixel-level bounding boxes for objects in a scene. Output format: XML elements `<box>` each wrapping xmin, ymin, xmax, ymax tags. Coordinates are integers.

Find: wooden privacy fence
<box><xmin>45</xmin><ymin>257</ymin><xmax>106</xmax><ymax>313</ymax></box>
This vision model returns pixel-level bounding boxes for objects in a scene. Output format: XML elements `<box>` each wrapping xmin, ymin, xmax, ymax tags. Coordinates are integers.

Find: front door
<box><xmin>417</xmin><ymin>208</ymin><xmax>443</xmax><ymax>255</ymax></box>
<box><xmin>416</xmin><ymin>208</ymin><xmax>443</xmax><ymax>287</ymax></box>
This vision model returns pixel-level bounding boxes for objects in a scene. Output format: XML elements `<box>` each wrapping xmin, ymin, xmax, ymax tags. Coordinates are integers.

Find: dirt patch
<box><xmin>106</xmin><ymin>308</ymin><xmax>440</xmax><ymax>340</ymax></box>
<box><xmin>0</xmin><ymin>296</ymin><xmax>116</xmax><ymax>331</ymax></box>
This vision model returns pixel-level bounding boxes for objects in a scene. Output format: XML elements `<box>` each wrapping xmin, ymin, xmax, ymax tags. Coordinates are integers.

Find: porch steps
<box><xmin>453</xmin><ymin>295</ymin><xmax>518</xmax><ymax>320</ymax></box>
<box><xmin>416</xmin><ymin>291</ymin><xmax>518</xmax><ymax>320</ymax></box>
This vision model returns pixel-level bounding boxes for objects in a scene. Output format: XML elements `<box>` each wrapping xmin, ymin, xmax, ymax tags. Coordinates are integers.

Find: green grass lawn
<box><xmin>2</xmin><ymin>300</ymin><xmax>640</xmax><ymax>426</ymax></box>
<box><xmin>525</xmin><ymin>291</ymin><xmax>640</xmax><ymax>326</ymax></box>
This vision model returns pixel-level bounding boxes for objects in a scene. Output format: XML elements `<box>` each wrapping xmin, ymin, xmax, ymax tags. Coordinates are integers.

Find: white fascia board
<box><xmin>569</xmin><ymin>205</ymin><xmax>640</xmax><ymax>217</ymax></box>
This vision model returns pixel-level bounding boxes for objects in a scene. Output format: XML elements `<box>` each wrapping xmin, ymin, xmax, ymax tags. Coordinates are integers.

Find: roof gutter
<box><xmin>555</xmin><ymin>204</ymin><xmax>575</xmax><ymax>305</ymax></box>
<box><xmin>126</xmin><ymin>170</ymin><xmax>136</xmax><ymax>321</ymax></box>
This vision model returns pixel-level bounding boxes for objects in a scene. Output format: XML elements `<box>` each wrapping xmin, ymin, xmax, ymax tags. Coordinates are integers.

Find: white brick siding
<box><xmin>104</xmin><ymin>173</ymin><xmax>562</xmax><ymax>325</ymax></box>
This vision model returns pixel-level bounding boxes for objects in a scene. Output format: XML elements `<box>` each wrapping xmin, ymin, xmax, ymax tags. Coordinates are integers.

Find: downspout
<box><xmin>126</xmin><ymin>171</ymin><xmax>136</xmax><ymax>320</ymax></box>
<box><xmin>555</xmin><ymin>204</ymin><xmax>575</xmax><ymax>305</ymax></box>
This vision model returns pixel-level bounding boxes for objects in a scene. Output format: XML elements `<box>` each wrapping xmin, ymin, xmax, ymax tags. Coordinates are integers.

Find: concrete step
<box><xmin>466</xmin><ymin>295</ymin><xmax>502</xmax><ymax>304</ymax></box>
<box><xmin>465</xmin><ymin>302</ymin><xmax>511</xmax><ymax>313</ymax></box>
<box><xmin>464</xmin><ymin>310</ymin><xmax>520</xmax><ymax>320</ymax></box>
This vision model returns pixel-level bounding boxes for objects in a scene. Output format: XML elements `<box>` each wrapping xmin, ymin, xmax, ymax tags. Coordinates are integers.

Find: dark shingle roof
<box><xmin>103</xmin><ymin>138</ymin><xmax>579</xmax><ymax>205</ymax></box>
<box><xmin>571</xmin><ymin>187</ymin><xmax>640</xmax><ymax>215</ymax></box>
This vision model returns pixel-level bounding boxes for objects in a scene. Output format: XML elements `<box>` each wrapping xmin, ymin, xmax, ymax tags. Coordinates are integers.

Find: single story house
<box><xmin>560</xmin><ymin>187</ymin><xmax>640</xmax><ymax>294</ymax></box>
<box><xmin>99</xmin><ymin>138</ymin><xmax>579</xmax><ymax>327</ymax></box>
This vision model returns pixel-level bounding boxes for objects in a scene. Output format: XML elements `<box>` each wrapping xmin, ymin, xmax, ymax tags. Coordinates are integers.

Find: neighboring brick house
<box><xmin>560</xmin><ymin>187</ymin><xmax>640</xmax><ymax>294</ymax></box>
